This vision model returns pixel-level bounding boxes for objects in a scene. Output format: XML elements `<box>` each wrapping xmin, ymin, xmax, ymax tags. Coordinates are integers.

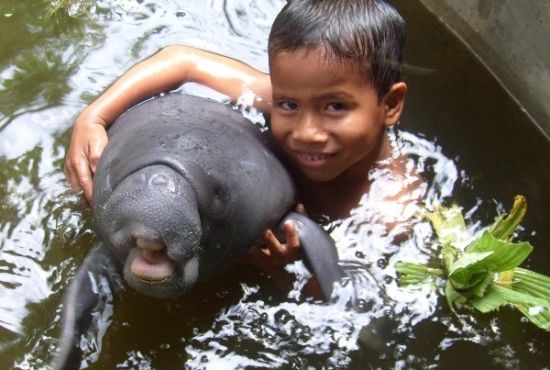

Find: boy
<box><xmin>65</xmin><ymin>0</ymin><xmax>408</xmax><ymax>273</ymax></box>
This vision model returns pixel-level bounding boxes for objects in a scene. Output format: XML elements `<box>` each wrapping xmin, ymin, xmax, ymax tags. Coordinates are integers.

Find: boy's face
<box><xmin>269</xmin><ymin>47</ymin><xmax>404</xmax><ymax>183</ymax></box>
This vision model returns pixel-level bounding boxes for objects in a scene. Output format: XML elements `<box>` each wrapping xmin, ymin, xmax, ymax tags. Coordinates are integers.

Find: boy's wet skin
<box><xmin>270</xmin><ymin>47</ymin><xmax>407</xmax><ymax>219</ymax></box>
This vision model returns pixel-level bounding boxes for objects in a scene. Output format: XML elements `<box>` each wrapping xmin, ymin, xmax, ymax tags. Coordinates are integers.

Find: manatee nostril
<box><xmin>150</xmin><ymin>173</ymin><xmax>169</xmax><ymax>186</ymax></box>
<box><xmin>131</xmin><ymin>172</ymin><xmax>147</xmax><ymax>185</ymax></box>
<box><xmin>149</xmin><ymin>173</ymin><xmax>177</xmax><ymax>192</ymax></box>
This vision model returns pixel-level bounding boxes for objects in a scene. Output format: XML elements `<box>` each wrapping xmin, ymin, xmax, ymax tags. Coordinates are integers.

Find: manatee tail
<box><xmin>53</xmin><ymin>244</ymin><xmax>122</xmax><ymax>370</ymax></box>
<box><xmin>282</xmin><ymin>212</ymin><xmax>346</xmax><ymax>300</ymax></box>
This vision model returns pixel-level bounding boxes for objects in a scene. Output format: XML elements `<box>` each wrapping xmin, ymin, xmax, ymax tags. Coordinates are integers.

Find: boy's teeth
<box><xmin>303</xmin><ymin>154</ymin><xmax>324</xmax><ymax>160</ymax></box>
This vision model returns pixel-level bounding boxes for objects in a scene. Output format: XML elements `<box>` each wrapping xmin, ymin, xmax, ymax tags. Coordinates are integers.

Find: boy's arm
<box><xmin>65</xmin><ymin>45</ymin><xmax>272</xmax><ymax>202</ymax></box>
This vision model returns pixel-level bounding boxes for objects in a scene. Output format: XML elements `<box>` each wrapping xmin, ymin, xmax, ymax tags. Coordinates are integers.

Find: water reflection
<box><xmin>0</xmin><ymin>140</ymin><xmax>94</xmax><ymax>369</ymax></box>
<box><xmin>0</xmin><ymin>1</ymin><xmax>88</xmax><ymax>130</ymax></box>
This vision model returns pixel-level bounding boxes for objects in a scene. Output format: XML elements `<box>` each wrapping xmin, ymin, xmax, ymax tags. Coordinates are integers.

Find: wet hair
<box><xmin>268</xmin><ymin>0</ymin><xmax>405</xmax><ymax>98</ymax></box>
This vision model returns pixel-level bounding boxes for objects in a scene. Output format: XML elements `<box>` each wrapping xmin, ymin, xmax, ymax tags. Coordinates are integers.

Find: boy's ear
<box><xmin>382</xmin><ymin>82</ymin><xmax>407</xmax><ymax>127</ymax></box>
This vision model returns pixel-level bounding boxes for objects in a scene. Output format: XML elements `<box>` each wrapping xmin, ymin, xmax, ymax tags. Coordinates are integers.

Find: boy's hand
<box><xmin>64</xmin><ymin>117</ymin><xmax>108</xmax><ymax>203</ymax></box>
<box><xmin>259</xmin><ymin>220</ymin><xmax>301</xmax><ymax>267</ymax></box>
<box><xmin>244</xmin><ymin>204</ymin><xmax>306</xmax><ymax>272</ymax></box>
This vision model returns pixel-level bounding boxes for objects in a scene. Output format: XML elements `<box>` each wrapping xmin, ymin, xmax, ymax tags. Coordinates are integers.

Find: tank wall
<box><xmin>417</xmin><ymin>0</ymin><xmax>550</xmax><ymax>138</ymax></box>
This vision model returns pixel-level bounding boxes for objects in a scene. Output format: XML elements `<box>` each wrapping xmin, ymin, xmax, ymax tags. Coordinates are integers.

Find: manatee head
<box><xmin>93</xmin><ymin>164</ymin><xmax>203</xmax><ymax>299</ymax></box>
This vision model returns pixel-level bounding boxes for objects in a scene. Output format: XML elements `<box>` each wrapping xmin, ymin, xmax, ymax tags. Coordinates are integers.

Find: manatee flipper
<box><xmin>54</xmin><ymin>244</ymin><xmax>122</xmax><ymax>370</ymax></box>
<box><xmin>282</xmin><ymin>212</ymin><xmax>346</xmax><ymax>300</ymax></box>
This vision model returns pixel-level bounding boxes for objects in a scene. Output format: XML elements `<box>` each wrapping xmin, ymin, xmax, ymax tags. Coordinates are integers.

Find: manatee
<box><xmin>54</xmin><ymin>93</ymin><xmax>345</xmax><ymax>369</ymax></box>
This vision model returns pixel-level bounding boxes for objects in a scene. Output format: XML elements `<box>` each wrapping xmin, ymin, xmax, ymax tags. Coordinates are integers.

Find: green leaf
<box><xmin>469</xmin><ymin>279</ymin><xmax>550</xmax><ymax>331</ymax></box>
<box><xmin>449</xmin><ymin>232</ymin><xmax>533</xmax><ymax>290</ymax></box>
<box><xmin>448</xmin><ymin>250</ymin><xmax>493</xmax><ymax>289</ymax></box>
<box><xmin>469</xmin><ymin>273</ymin><xmax>494</xmax><ymax>298</ymax></box>
<box><xmin>425</xmin><ymin>205</ymin><xmax>467</xmax><ymax>246</ymax></box>
<box><xmin>516</xmin><ymin>304</ymin><xmax>550</xmax><ymax>331</ymax></box>
<box><xmin>511</xmin><ymin>269</ymin><xmax>550</xmax><ymax>331</ymax></box>
<box><xmin>441</xmin><ymin>243</ymin><xmax>459</xmax><ymax>271</ymax></box>
<box><xmin>462</xmin><ymin>232</ymin><xmax>533</xmax><ymax>272</ymax></box>
<box><xmin>511</xmin><ymin>268</ymin><xmax>550</xmax><ymax>300</ymax></box>
<box><xmin>469</xmin><ymin>283</ymin><xmax>511</xmax><ymax>313</ymax></box>
<box><xmin>471</xmin><ymin>283</ymin><xmax>550</xmax><ymax>310</ymax></box>
<box><xmin>450</xmin><ymin>268</ymin><xmax>491</xmax><ymax>291</ymax></box>
<box><xmin>488</xmin><ymin>195</ymin><xmax>527</xmax><ymax>240</ymax></box>
<box><xmin>397</xmin><ymin>196</ymin><xmax>550</xmax><ymax>331</ymax></box>
<box><xmin>395</xmin><ymin>262</ymin><xmax>443</xmax><ymax>286</ymax></box>
<box><xmin>445</xmin><ymin>280</ymin><xmax>468</xmax><ymax>311</ymax></box>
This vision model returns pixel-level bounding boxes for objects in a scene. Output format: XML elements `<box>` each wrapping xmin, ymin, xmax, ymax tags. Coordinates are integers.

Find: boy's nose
<box><xmin>292</xmin><ymin>113</ymin><xmax>328</xmax><ymax>143</ymax></box>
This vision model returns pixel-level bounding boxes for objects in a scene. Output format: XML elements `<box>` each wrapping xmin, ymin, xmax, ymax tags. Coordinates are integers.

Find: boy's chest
<box><xmin>297</xmin><ymin>178</ymin><xmax>369</xmax><ymax>221</ymax></box>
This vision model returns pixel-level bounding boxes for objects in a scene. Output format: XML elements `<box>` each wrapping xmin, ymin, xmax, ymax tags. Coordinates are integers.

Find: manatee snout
<box><xmin>93</xmin><ymin>164</ymin><xmax>203</xmax><ymax>298</ymax></box>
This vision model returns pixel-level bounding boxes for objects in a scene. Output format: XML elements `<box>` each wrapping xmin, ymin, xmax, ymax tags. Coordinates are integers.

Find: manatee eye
<box><xmin>210</xmin><ymin>182</ymin><xmax>230</xmax><ymax>218</ymax></box>
<box><xmin>213</xmin><ymin>184</ymin><xmax>226</xmax><ymax>202</ymax></box>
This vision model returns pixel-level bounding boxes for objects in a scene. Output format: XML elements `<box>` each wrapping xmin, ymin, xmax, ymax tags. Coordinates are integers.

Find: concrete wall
<box><xmin>418</xmin><ymin>0</ymin><xmax>550</xmax><ymax>138</ymax></box>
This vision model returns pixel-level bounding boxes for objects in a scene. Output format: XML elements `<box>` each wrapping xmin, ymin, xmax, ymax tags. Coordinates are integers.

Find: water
<box><xmin>0</xmin><ymin>0</ymin><xmax>548</xmax><ymax>369</ymax></box>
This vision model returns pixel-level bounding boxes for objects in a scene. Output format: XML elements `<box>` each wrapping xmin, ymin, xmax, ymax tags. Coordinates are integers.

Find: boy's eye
<box><xmin>279</xmin><ymin>101</ymin><xmax>298</xmax><ymax>111</ymax></box>
<box><xmin>326</xmin><ymin>102</ymin><xmax>346</xmax><ymax>111</ymax></box>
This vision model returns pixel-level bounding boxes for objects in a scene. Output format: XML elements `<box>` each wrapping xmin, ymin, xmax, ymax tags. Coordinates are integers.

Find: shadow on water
<box><xmin>0</xmin><ymin>0</ymin><xmax>548</xmax><ymax>369</ymax></box>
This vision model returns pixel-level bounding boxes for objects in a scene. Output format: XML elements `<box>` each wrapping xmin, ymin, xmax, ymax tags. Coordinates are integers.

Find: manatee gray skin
<box><xmin>54</xmin><ymin>93</ymin><xmax>345</xmax><ymax>369</ymax></box>
<box><xmin>53</xmin><ymin>244</ymin><xmax>123</xmax><ymax>370</ymax></box>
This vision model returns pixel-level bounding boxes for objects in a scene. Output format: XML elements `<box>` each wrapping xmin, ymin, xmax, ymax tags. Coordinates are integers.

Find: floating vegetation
<box><xmin>397</xmin><ymin>195</ymin><xmax>550</xmax><ymax>331</ymax></box>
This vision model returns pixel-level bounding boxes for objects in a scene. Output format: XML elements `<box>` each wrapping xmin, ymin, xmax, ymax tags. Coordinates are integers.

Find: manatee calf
<box><xmin>55</xmin><ymin>93</ymin><xmax>345</xmax><ymax>369</ymax></box>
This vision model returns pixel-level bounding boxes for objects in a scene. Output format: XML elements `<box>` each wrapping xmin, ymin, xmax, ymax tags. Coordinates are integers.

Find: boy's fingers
<box><xmin>65</xmin><ymin>161</ymin><xmax>92</xmax><ymax>203</ymax></box>
<box><xmin>283</xmin><ymin>221</ymin><xmax>301</xmax><ymax>262</ymax></box>
<box><xmin>65</xmin><ymin>169</ymin><xmax>81</xmax><ymax>196</ymax></box>
<box><xmin>65</xmin><ymin>157</ymin><xmax>81</xmax><ymax>190</ymax></box>
<box><xmin>82</xmin><ymin>179</ymin><xmax>93</xmax><ymax>203</ymax></box>
<box><xmin>77</xmin><ymin>169</ymin><xmax>94</xmax><ymax>203</ymax></box>
<box><xmin>283</xmin><ymin>221</ymin><xmax>300</xmax><ymax>250</ymax></box>
<box><xmin>88</xmin><ymin>144</ymin><xmax>101</xmax><ymax>174</ymax></box>
<box><xmin>296</xmin><ymin>203</ymin><xmax>307</xmax><ymax>216</ymax></box>
<box><xmin>88</xmin><ymin>132</ymin><xmax>108</xmax><ymax>173</ymax></box>
<box><xmin>263</xmin><ymin>229</ymin><xmax>285</xmax><ymax>255</ymax></box>
<box><xmin>68</xmin><ymin>156</ymin><xmax>93</xmax><ymax>202</ymax></box>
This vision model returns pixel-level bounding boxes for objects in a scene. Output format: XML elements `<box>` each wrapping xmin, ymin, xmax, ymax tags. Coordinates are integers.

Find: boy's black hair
<box><xmin>268</xmin><ymin>0</ymin><xmax>405</xmax><ymax>98</ymax></box>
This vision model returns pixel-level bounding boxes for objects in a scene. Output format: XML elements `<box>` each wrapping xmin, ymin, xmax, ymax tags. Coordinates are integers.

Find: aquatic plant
<box><xmin>396</xmin><ymin>195</ymin><xmax>550</xmax><ymax>331</ymax></box>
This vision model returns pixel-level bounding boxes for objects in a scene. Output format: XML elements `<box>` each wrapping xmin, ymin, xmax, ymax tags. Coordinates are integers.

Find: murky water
<box><xmin>0</xmin><ymin>1</ymin><xmax>548</xmax><ymax>369</ymax></box>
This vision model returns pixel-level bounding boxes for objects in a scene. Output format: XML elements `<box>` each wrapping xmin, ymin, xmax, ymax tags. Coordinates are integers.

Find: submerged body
<box><xmin>54</xmin><ymin>93</ymin><xmax>344</xmax><ymax>369</ymax></box>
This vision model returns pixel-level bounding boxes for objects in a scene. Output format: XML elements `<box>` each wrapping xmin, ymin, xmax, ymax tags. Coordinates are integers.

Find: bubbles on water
<box><xmin>186</xmin><ymin>285</ymin><xmax>371</xmax><ymax>368</ymax></box>
<box><xmin>117</xmin><ymin>350</ymin><xmax>153</xmax><ymax>370</ymax></box>
<box><xmin>376</xmin><ymin>257</ymin><xmax>388</xmax><ymax>269</ymax></box>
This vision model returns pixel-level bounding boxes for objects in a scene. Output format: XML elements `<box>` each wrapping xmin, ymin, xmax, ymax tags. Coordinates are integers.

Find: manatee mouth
<box><xmin>129</xmin><ymin>238</ymin><xmax>176</xmax><ymax>283</ymax></box>
<box><xmin>122</xmin><ymin>237</ymin><xmax>201</xmax><ymax>298</ymax></box>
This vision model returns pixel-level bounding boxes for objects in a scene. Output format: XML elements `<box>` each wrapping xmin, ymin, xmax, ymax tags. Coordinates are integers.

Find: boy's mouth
<box><xmin>293</xmin><ymin>151</ymin><xmax>335</xmax><ymax>167</ymax></box>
